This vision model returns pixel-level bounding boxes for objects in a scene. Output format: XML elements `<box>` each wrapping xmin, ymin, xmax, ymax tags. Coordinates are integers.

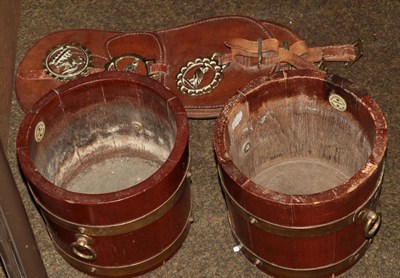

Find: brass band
<box><xmin>53</xmin><ymin>217</ymin><xmax>192</xmax><ymax>276</ymax></box>
<box><xmin>219</xmin><ymin>163</ymin><xmax>384</xmax><ymax>238</ymax></box>
<box><xmin>231</xmin><ymin>228</ymin><xmax>372</xmax><ymax>277</ymax></box>
<box><xmin>31</xmin><ymin>161</ymin><xmax>190</xmax><ymax>237</ymax></box>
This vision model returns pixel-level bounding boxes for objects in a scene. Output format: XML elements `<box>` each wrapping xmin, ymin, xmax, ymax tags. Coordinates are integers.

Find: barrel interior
<box><xmin>29</xmin><ymin>81</ymin><xmax>177</xmax><ymax>194</ymax></box>
<box><xmin>226</xmin><ymin>78</ymin><xmax>375</xmax><ymax>194</ymax></box>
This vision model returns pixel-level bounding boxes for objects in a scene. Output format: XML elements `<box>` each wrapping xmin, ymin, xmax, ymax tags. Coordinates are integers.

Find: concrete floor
<box><xmin>4</xmin><ymin>1</ymin><xmax>400</xmax><ymax>277</ymax></box>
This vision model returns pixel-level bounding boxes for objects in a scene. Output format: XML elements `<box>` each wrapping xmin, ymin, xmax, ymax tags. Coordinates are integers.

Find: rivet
<box><xmin>186</xmin><ymin>171</ymin><xmax>193</xmax><ymax>185</ymax></box>
<box><xmin>233</xmin><ymin>244</ymin><xmax>242</xmax><ymax>252</ymax></box>
<box><xmin>350</xmin><ymin>252</ymin><xmax>360</xmax><ymax>264</ymax></box>
<box><xmin>132</xmin><ymin>121</ymin><xmax>143</xmax><ymax>131</ymax></box>
<box><xmin>254</xmin><ymin>259</ymin><xmax>262</xmax><ymax>266</ymax></box>
<box><xmin>250</xmin><ymin>217</ymin><xmax>258</xmax><ymax>224</ymax></box>
<box><xmin>243</xmin><ymin>142</ymin><xmax>251</xmax><ymax>153</ymax></box>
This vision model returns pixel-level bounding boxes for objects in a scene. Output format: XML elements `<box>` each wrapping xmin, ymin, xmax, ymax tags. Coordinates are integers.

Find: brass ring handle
<box><xmin>364</xmin><ymin>210</ymin><xmax>381</xmax><ymax>239</ymax></box>
<box><xmin>71</xmin><ymin>235</ymin><xmax>97</xmax><ymax>261</ymax></box>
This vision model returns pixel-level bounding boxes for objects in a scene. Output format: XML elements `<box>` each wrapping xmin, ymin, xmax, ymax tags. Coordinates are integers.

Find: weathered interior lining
<box><xmin>30</xmin><ymin>88</ymin><xmax>176</xmax><ymax>194</ymax></box>
<box><xmin>227</xmin><ymin>80</ymin><xmax>373</xmax><ymax>194</ymax></box>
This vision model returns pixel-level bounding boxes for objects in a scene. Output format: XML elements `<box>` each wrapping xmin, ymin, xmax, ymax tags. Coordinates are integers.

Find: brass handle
<box><xmin>71</xmin><ymin>235</ymin><xmax>97</xmax><ymax>261</ymax></box>
<box><xmin>364</xmin><ymin>210</ymin><xmax>381</xmax><ymax>239</ymax></box>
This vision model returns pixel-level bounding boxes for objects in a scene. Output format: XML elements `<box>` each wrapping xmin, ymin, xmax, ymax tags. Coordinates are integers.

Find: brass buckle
<box><xmin>345</xmin><ymin>39</ymin><xmax>363</xmax><ymax>68</ymax></box>
<box><xmin>257</xmin><ymin>37</ymin><xmax>262</xmax><ymax>69</ymax></box>
<box><xmin>317</xmin><ymin>58</ymin><xmax>328</xmax><ymax>72</ymax></box>
<box><xmin>105</xmin><ymin>53</ymin><xmax>155</xmax><ymax>76</ymax></box>
<box><xmin>282</xmin><ymin>40</ymin><xmax>293</xmax><ymax>70</ymax></box>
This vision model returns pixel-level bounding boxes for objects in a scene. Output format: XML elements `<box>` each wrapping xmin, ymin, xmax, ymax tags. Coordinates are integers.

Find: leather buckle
<box><xmin>345</xmin><ymin>39</ymin><xmax>363</xmax><ymax>68</ymax></box>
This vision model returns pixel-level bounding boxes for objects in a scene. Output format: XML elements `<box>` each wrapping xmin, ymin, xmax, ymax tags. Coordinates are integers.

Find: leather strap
<box><xmin>16</xmin><ymin>15</ymin><xmax>360</xmax><ymax>118</ymax></box>
<box><xmin>225</xmin><ymin>38</ymin><xmax>357</xmax><ymax>70</ymax></box>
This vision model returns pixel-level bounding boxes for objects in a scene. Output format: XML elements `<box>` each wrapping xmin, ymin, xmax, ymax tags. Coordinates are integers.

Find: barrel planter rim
<box><xmin>214</xmin><ymin>69</ymin><xmax>388</xmax><ymax>206</ymax></box>
<box><xmin>16</xmin><ymin>71</ymin><xmax>189</xmax><ymax>205</ymax></box>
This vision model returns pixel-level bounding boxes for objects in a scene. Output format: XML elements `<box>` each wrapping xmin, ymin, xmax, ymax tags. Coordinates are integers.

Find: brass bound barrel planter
<box><xmin>17</xmin><ymin>72</ymin><xmax>191</xmax><ymax>277</ymax></box>
<box><xmin>214</xmin><ymin>69</ymin><xmax>387</xmax><ymax>277</ymax></box>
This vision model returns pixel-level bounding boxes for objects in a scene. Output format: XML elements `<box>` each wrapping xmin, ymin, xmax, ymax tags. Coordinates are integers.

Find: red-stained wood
<box><xmin>214</xmin><ymin>69</ymin><xmax>387</xmax><ymax>277</ymax></box>
<box><xmin>16</xmin><ymin>72</ymin><xmax>191</xmax><ymax>277</ymax></box>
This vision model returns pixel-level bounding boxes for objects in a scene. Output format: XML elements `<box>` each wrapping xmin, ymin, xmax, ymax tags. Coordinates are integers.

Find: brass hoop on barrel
<box><xmin>30</xmin><ymin>161</ymin><xmax>191</xmax><ymax>237</ymax></box>
<box><xmin>218</xmin><ymin>162</ymin><xmax>384</xmax><ymax>238</ymax></box>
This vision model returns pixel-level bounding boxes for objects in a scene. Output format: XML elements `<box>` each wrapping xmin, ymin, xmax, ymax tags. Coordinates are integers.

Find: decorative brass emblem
<box><xmin>44</xmin><ymin>44</ymin><xmax>91</xmax><ymax>80</ymax></box>
<box><xmin>176</xmin><ymin>53</ymin><xmax>228</xmax><ymax>97</ymax></box>
<box><xmin>34</xmin><ymin>121</ymin><xmax>45</xmax><ymax>142</ymax></box>
<box><xmin>329</xmin><ymin>93</ymin><xmax>347</xmax><ymax>111</ymax></box>
<box><xmin>105</xmin><ymin>54</ymin><xmax>155</xmax><ymax>76</ymax></box>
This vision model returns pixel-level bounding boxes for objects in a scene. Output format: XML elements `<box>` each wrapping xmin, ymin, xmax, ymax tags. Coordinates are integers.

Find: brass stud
<box><xmin>233</xmin><ymin>244</ymin><xmax>242</xmax><ymax>252</ymax></box>
<box><xmin>243</xmin><ymin>142</ymin><xmax>251</xmax><ymax>153</ymax></box>
<box><xmin>250</xmin><ymin>217</ymin><xmax>258</xmax><ymax>225</ymax></box>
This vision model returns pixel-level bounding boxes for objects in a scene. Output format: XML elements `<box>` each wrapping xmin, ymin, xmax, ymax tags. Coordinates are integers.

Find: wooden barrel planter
<box><xmin>16</xmin><ymin>72</ymin><xmax>191</xmax><ymax>277</ymax></box>
<box><xmin>214</xmin><ymin>69</ymin><xmax>387</xmax><ymax>277</ymax></box>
